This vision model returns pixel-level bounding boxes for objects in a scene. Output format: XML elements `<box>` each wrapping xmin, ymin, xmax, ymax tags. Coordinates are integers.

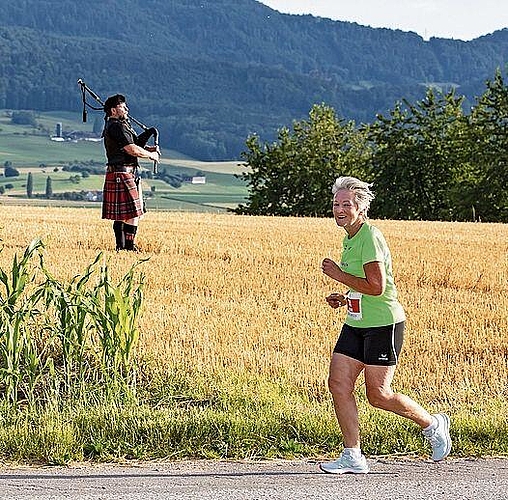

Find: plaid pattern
<box><xmin>102</xmin><ymin>170</ymin><xmax>143</xmax><ymax>220</ymax></box>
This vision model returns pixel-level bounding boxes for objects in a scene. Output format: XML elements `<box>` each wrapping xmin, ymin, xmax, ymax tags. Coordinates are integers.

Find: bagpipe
<box><xmin>77</xmin><ymin>79</ymin><xmax>159</xmax><ymax>174</ymax></box>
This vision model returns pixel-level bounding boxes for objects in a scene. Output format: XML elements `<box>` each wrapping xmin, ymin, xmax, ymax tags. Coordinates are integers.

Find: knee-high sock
<box><xmin>113</xmin><ymin>221</ymin><xmax>125</xmax><ymax>250</ymax></box>
<box><xmin>123</xmin><ymin>223</ymin><xmax>138</xmax><ymax>251</ymax></box>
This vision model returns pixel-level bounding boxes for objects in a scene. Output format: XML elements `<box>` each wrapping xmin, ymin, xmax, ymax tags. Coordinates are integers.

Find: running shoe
<box><xmin>319</xmin><ymin>451</ymin><xmax>369</xmax><ymax>474</ymax></box>
<box><xmin>423</xmin><ymin>413</ymin><xmax>452</xmax><ymax>461</ymax></box>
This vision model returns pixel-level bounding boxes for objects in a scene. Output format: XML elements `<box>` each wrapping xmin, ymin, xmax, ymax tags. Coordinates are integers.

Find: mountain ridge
<box><xmin>0</xmin><ymin>0</ymin><xmax>507</xmax><ymax>159</ymax></box>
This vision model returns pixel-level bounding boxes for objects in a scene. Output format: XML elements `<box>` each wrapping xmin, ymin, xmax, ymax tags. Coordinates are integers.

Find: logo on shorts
<box><xmin>378</xmin><ymin>353</ymin><xmax>388</xmax><ymax>361</ymax></box>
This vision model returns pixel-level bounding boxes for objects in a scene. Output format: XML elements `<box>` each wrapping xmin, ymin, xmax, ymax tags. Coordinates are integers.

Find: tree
<box><xmin>45</xmin><ymin>176</ymin><xmax>53</xmax><ymax>199</ymax></box>
<box><xmin>466</xmin><ymin>68</ymin><xmax>508</xmax><ymax>222</ymax></box>
<box><xmin>366</xmin><ymin>88</ymin><xmax>468</xmax><ymax>220</ymax></box>
<box><xmin>26</xmin><ymin>172</ymin><xmax>33</xmax><ymax>198</ymax></box>
<box><xmin>235</xmin><ymin>104</ymin><xmax>370</xmax><ymax>216</ymax></box>
<box><xmin>11</xmin><ymin>110</ymin><xmax>37</xmax><ymax>127</ymax></box>
<box><xmin>4</xmin><ymin>165</ymin><xmax>20</xmax><ymax>177</ymax></box>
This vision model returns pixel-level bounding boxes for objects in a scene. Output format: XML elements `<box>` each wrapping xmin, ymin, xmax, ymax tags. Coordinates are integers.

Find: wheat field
<box><xmin>1</xmin><ymin>206</ymin><xmax>507</xmax><ymax>413</ymax></box>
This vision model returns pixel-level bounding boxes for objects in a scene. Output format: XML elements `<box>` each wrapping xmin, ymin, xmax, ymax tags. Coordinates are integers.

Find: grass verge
<box><xmin>0</xmin><ymin>370</ymin><xmax>507</xmax><ymax>465</ymax></box>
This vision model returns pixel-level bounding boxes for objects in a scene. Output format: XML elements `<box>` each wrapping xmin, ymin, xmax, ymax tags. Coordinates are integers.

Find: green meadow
<box><xmin>0</xmin><ymin>110</ymin><xmax>248</xmax><ymax>212</ymax></box>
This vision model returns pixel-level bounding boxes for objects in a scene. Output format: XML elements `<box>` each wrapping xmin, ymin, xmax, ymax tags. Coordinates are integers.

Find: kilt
<box><xmin>102</xmin><ymin>166</ymin><xmax>144</xmax><ymax>220</ymax></box>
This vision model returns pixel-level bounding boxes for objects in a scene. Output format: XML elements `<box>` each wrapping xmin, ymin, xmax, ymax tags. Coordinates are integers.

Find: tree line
<box><xmin>235</xmin><ymin>69</ymin><xmax>508</xmax><ymax>222</ymax></box>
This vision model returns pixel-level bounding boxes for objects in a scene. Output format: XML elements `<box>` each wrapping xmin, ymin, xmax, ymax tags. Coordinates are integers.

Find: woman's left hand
<box><xmin>325</xmin><ymin>292</ymin><xmax>347</xmax><ymax>308</ymax></box>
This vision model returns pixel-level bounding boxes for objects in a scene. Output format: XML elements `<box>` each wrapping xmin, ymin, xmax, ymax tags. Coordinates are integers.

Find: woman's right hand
<box><xmin>325</xmin><ymin>292</ymin><xmax>347</xmax><ymax>308</ymax></box>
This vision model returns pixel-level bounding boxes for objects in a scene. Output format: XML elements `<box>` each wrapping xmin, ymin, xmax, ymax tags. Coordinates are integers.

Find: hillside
<box><xmin>0</xmin><ymin>0</ymin><xmax>507</xmax><ymax>159</ymax></box>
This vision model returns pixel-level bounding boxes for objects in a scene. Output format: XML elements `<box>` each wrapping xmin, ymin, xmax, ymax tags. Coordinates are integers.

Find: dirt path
<box><xmin>1</xmin><ymin>458</ymin><xmax>507</xmax><ymax>500</ymax></box>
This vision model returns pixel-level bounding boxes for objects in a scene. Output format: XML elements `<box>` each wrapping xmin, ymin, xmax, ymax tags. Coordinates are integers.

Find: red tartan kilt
<box><xmin>102</xmin><ymin>171</ymin><xmax>143</xmax><ymax>220</ymax></box>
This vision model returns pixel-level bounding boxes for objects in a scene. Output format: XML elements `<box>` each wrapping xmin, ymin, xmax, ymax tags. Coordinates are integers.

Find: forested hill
<box><xmin>1</xmin><ymin>0</ymin><xmax>508</xmax><ymax>159</ymax></box>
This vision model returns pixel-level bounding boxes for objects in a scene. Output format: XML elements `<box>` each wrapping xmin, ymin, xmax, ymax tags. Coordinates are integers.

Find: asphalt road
<box><xmin>1</xmin><ymin>458</ymin><xmax>507</xmax><ymax>500</ymax></box>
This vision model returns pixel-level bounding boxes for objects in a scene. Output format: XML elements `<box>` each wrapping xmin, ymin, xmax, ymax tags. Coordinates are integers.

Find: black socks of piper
<box><xmin>113</xmin><ymin>221</ymin><xmax>138</xmax><ymax>251</ymax></box>
<box><xmin>123</xmin><ymin>223</ymin><xmax>138</xmax><ymax>251</ymax></box>
<box><xmin>113</xmin><ymin>221</ymin><xmax>125</xmax><ymax>250</ymax></box>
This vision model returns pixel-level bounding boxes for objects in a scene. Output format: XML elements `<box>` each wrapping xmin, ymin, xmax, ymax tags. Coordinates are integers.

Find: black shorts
<box><xmin>333</xmin><ymin>322</ymin><xmax>405</xmax><ymax>366</ymax></box>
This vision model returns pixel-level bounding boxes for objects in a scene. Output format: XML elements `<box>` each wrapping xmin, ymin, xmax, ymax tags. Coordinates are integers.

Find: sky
<box><xmin>258</xmin><ymin>0</ymin><xmax>508</xmax><ymax>41</ymax></box>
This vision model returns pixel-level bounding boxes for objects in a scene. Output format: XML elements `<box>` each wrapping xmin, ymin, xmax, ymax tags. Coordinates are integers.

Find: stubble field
<box><xmin>0</xmin><ymin>206</ymin><xmax>507</xmax><ymax>461</ymax></box>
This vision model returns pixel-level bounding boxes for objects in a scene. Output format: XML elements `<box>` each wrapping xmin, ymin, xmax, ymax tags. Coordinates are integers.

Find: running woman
<box><xmin>319</xmin><ymin>176</ymin><xmax>451</xmax><ymax>474</ymax></box>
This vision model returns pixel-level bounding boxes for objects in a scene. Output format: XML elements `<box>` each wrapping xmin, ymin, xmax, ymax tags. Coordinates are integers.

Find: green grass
<box><xmin>0</xmin><ymin>165</ymin><xmax>247</xmax><ymax>211</ymax></box>
<box><xmin>2</xmin><ymin>170</ymin><xmax>104</xmax><ymax>194</ymax></box>
<box><xmin>0</xmin><ymin>110</ymin><xmax>249</xmax><ymax>212</ymax></box>
<box><xmin>0</xmin><ymin>134</ymin><xmax>105</xmax><ymax>165</ymax></box>
<box><xmin>1</xmin><ymin>374</ymin><xmax>506</xmax><ymax>464</ymax></box>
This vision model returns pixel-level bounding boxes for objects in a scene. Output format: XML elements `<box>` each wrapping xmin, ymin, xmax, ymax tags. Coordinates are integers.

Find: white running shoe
<box><xmin>423</xmin><ymin>413</ymin><xmax>452</xmax><ymax>461</ymax></box>
<box><xmin>319</xmin><ymin>451</ymin><xmax>369</xmax><ymax>474</ymax></box>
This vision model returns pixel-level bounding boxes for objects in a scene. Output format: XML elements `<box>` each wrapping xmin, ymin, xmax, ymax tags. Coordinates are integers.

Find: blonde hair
<box><xmin>332</xmin><ymin>176</ymin><xmax>375</xmax><ymax>216</ymax></box>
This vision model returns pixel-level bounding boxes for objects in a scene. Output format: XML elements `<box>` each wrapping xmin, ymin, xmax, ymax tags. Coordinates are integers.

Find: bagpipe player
<box><xmin>101</xmin><ymin>94</ymin><xmax>160</xmax><ymax>251</ymax></box>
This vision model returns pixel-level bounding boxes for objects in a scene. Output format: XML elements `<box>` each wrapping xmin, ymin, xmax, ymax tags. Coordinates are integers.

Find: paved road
<box><xmin>1</xmin><ymin>458</ymin><xmax>507</xmax><ymax>500</ymax></box>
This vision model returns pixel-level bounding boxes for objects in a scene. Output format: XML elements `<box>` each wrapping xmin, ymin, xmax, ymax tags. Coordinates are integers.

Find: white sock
<box><xmin>343</xmin><ymin>447</ymin><xmax>362</xmax><ymax>459</ymax></box>
<box><xmin>423</xmin><ymin>416</ymin><xmax>438</xmax><ymax>432</ymax></box>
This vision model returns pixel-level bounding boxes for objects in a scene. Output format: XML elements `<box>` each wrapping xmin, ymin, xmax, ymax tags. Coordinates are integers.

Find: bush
<box><xmin>4</xmin><ymin>166</ymin><xmax>20</xmax><ymax>177</ymax></box>
<box><xmin>11</xmin><ymin>110</ymin><xmax>37</xmax><ymax>126</ymax></box>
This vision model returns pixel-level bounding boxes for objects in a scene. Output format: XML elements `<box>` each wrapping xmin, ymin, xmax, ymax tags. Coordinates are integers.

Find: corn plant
<box><xmin>89</xmin><ymin>258</ymin><xmax>147</xmax><ymax>391</ymax></box>
<box><xmin>38</xmin><ymin>253</ymin><xmax>148</xmax><ymax>400</ymax></box>
<box><xmin>37</xmin><ymin>253</ymin><xmax>103</xmax><ymax>398</ymax></box>
<box><xmin>0</xmin><ymin>237</ymin><xmax>148</xmax><ymax>407</ymax></box>
<box><xmin>0</xmin><ymin>239</ymin><xmax>45</xmax><ymax>405</ymax></box>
